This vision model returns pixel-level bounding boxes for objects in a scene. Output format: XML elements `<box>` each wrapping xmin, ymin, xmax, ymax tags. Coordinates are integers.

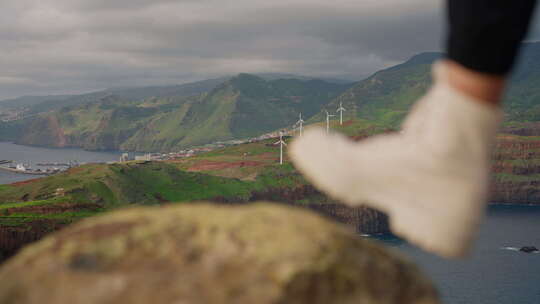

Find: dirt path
<box><xmin>188</xmin><ymin>160</ymin><xmax>266</xmax><ymax>172</ymax></box>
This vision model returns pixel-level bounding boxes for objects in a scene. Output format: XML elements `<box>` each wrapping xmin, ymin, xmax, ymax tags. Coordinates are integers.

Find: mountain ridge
<box><xmin>0</xmin><ymin>73</ymin><xmax>355</xmax><ymax>113</ymax></box>
<box><xmin>4</xmin><ymin>42</ymin><xmax>540</xmax><ymax>152</ymax></box>
<box><xmin>312</xmin><ymin>42</ymin><xmax>540</xmax><ymax>129</ymax></box>
<box><xmin>1</xmin><ymin>74</ymin><xmax>351</xmax><ymax>152</ymax></box>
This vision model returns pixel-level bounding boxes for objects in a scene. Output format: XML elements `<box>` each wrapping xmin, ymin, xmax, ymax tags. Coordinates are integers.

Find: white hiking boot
<box><xmin>289</xmin><ymin>61</ymin><xmax>502</xmax><ymax>258</ymax></box>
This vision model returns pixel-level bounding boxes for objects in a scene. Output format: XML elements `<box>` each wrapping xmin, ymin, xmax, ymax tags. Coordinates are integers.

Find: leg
<box><xmin>447</xmin><ymin>0</ymin><xmax>536</xmax><ymax>106</ymax></box>
<box><xmin>290</xmin><ymin>0</ymin><xmax>537</xmax><ymax>258</ymax></box>
<box><xmin>446</xmin><ymin>61</ymin><xmax>505</xmax><ymax>106</ymax></box>
<box><xmin>447</xmin><ymin>0</ymin><xmax>537</xmax><ymax>76</ymax></box>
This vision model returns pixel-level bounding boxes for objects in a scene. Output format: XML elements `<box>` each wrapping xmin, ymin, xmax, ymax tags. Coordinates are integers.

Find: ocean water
<box><xmin>0</xmin><ymin>142</ymin><xmax>121</xmax><ymax>184</ymax></box>
<box><xmin>375</xmin><ymin>205</ymin><xmax>540</xmax><ymax>304</ymax></box>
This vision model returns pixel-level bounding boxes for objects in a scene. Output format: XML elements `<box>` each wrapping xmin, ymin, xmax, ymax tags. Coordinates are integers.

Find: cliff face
<box><xmin>210</xmin><ymin>184</ymin><xmax>389</xmax><ymax>235</ymax></box>
<box><xmin>490</xmin><ymin>133</ymin><xmax>540</xmax><ymax>204</ymax></box>
<box><xmin>236</xmin><ymin>185</ymin><xmax>390</xmax><ymax>234</ymax></box>
<box><xmin>17</xmin><ymin>115</ymin><xmax>67</xmax><ymax>148</ymax></box>
<box><xmin>307</xmin><ymin>204</ymin><xmax>390</xmax><ymax>234</ymax></box>
<box><xmin>0</xmin><ymin>219</ymin><xmax>68</xmax><ymax>264</ymax></box>
<box><xmin>0</xmin><ymin>184</ymin><xmax>390</xmax><ymax>264</ymax></box>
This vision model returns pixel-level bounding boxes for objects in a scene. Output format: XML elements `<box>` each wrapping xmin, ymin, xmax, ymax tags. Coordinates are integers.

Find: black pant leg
<box><xmin>447</xmin><ymin>0</ymin><xmax>537</xmax><ymax>75</ymax></box>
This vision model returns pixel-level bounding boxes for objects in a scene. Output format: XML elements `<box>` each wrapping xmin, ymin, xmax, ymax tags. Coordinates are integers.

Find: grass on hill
<box><xmin>0</xmin><ymin>118</ymin><xmax>402</xmax><ymax>219</ymax></box>
<box><xmin>6</xmin><ymin>116</ymin><xmax>539</xmax><ymax>226</ymax></box>
<box><xmin>0</xmin><ymin>135</ymin><xmax>312</xmax><ymax>225</ymax></box>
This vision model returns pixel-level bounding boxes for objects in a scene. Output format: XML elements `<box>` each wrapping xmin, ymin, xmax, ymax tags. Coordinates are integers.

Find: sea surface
<box><xmin>0</xmin><ymin>142</ymin><xmax>122</xmax><ymax>184</ymax></box>
<box><xmin>374</xmin><ymin>205</ymin><xmax>540</xmax><ymax>304</ymax></box>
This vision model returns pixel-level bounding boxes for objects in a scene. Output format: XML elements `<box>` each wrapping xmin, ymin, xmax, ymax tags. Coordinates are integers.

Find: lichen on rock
<box><xmin>0</xmin><ymin>202</ymin><xmax>439</xmax><ymax>304</ymax></box>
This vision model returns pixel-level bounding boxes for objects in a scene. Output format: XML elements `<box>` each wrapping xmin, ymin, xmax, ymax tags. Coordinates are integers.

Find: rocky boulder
<box><xmin>0</xmin><ymin>202</ymin><xmax>439</xmax><ymax>304</ymax></box>
<box><xmin>519</xmin><ymin>246</ymin><xmax>539</xmax><ymax>253</ymax></box>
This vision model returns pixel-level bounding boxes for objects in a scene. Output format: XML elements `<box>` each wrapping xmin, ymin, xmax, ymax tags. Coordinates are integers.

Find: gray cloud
<box><xmin>0</xmin><ymin>0</ymin><xmax>537</xmax><ymax>100</ymax></box>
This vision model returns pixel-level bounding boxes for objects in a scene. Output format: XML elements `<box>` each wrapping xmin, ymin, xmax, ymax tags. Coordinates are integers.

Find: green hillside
<box><xmin>503</xmin><ymin>43</ymin><xmax>540</xmax><ymax>123</ymax></box>
<box><xmin>313</xmin><ymin>42</ymin><xmax>540</xmax><ymax>129</ymax></box>
<box><xmin>2</xmin><ymin>116</ymin><xmax>540</xmax><ymax>229</ymax></box>
<box><xmin>310</xmin><ymin>52</ymin><xmax>440</xmax><ymax>128</ymax></box>
<box><xmin>0</xmin><ymin>120</ymin><xmax>387</xmax><ymax>224</ymax></box>
<box><xmin>2</xmin><ymin>74</ymin><xmax>350</xmax><ymax>152</ymax></box>
<box><xmin>0</xmin><ymin>139</ymin><xmax>310</xmax><ymax>224</ymax></box>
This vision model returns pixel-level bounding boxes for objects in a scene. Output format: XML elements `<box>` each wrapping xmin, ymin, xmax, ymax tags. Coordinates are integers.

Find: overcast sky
<box><xmin>1</xmin><ymin>0</ymin><xmax>539</xmax><ymax>100</ymax></box>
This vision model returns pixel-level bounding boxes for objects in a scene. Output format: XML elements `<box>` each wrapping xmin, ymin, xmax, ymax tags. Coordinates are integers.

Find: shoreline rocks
<box><xmin>519</xmin><ymin>246</ymin><xmax>539</xmax><ymax>253</ymax></box>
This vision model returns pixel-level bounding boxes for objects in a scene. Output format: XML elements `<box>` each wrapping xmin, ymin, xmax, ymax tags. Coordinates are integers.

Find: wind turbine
<box><xmin>293</xmin><ymin>113</ymin><xmax>305</xmax><ymax>136</ymax></box>
<box><xmin>325</xmin><ymin>110</ymin><xmax>335</xmax><ymax>134</ymax></box>
<box><xmin>337</xmin><ymin>102</ymin><xmax>346</xmax><ymax>125</ymax></box>
<box><xmin>274</xmin><ymin>131</ymin><xmax>287</xmax><ymax>165</ymax></box>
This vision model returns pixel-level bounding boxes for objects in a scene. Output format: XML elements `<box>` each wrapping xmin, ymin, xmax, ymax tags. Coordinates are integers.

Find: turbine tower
<box><xmin>294</xmin><ymin>113</ymin><xmax>305</xmax><ymax>136</ymax></box>
<box><xmin>337</xmin><ymin>102</ymin><xmax>346</xmax><ymax>125</ymax></box>
<box><xmin>275</xmin><ymin>131</ymin><xmax>287</xmax><ymax>165</ymax></box>
<box><xmin>325</xmin><ymin>110</ymin><xmax>335</xmax><ymax>134</ymax></box>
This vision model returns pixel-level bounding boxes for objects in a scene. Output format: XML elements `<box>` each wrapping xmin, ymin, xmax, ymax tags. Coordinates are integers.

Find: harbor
<box><xmin>36</xmin><ymin>162</ymin><xmax>73</xmax><ymax>167</ymax></box>
<box><xmin>0</xmin><ymin>142</ymin><xmax>122</xmax><ymax>184</ymax></box>
<box><xmin>0</xmin><ymin>163</ymin><xmax>61</xmax><ymax>176</ymax></box>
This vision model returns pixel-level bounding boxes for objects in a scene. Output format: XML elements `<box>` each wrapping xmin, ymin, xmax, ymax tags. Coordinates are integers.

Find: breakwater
<box><xmin>0</xmin><ymin>166</ymin><xmax>52</xmax><ymax>176</ymax></box>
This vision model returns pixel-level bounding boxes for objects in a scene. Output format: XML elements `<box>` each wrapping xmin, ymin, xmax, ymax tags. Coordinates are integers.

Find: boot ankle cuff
<box><xmin>431</xmin><ymin>61</ymin><xmax>504</xmax><ymax>130</ymax></box>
